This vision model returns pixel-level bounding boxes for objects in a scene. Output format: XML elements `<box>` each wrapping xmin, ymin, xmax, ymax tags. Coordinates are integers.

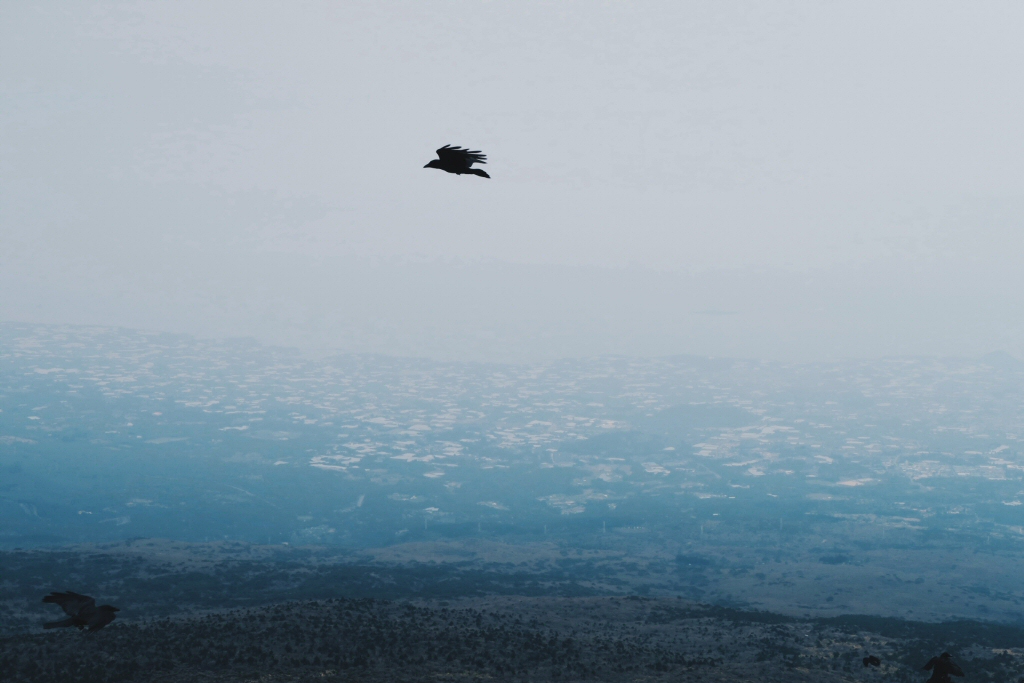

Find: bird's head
<box><xmin>424</xmin><ymin>160</ymin><xmax>442</xmax><ymax>170</ymax></box>
<box><xmin>941</xmin><ymin>653</ymin><xmax>951</xmax><ymax>659</ymax></box>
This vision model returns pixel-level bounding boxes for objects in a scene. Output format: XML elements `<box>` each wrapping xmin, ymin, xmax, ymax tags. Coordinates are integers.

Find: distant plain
<box><xmin>2</xmin><ymin>323</ymin><xmax>1023</xmax><ymax>680</ymax></box>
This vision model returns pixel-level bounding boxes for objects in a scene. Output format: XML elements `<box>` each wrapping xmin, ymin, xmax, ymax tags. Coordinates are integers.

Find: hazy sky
<box><xmin>3</xmin><ymin>2</ymin><xmax>1023</xmax><ymax>361</ymax></box>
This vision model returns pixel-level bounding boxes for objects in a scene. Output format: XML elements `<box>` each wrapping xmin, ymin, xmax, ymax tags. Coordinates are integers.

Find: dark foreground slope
<box><xmin>3</xmin><ymin>596</ymin><xmax>1023</xmax><ymax>683</ymax></box>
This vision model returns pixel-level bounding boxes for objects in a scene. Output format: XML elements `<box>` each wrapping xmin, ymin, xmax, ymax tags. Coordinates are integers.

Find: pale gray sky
<box><xmin>2</xmin><ymin>1</ymin><xmax>1023</xmax><ymax>360</ymax></box>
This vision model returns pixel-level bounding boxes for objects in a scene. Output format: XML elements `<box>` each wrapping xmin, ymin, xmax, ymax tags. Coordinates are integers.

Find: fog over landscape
<box><xmin>2</xmin><ymin>3</ymin><xmax>1024</xmax><ymax>683</ymax></box>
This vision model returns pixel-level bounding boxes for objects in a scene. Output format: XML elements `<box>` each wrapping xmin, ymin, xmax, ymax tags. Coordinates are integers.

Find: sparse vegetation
<box><xmin>3</xmin><ymin>596</ymin><xmax>1023</xmax><ymax>683</ymax></box>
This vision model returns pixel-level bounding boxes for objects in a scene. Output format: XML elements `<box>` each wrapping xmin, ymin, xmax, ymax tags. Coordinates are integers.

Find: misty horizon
<box><xmin>4</xmin><ymin>259</ymin><xmax>1024</xmax><ymax>363</ymax></box>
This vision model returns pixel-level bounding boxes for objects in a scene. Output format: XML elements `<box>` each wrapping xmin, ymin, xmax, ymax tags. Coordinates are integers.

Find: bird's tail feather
<box><xmin>44</xmin><ymin>618</ymin><xmax>76</xmax><ymax>629</ymax></box>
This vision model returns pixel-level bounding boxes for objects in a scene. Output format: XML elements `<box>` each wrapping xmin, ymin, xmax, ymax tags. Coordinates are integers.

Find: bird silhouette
<box><xmin>424</xmin><ymin>145</ymin><xmax>490</xmax><ymax>178</ymax></box>
<box><xmin>43</xmin><ymin>591</ymin><xmax>120</xmax><ymax>632</ymax></box>
<box><xmin>922</xmin><ymin>652</ymin><xmax>964</xmax><ymax>683</ymax></box>
<box><xmin>863</xmin><ymin>655</ymin><xmax>881</xmax><ymax>667</ymax></box>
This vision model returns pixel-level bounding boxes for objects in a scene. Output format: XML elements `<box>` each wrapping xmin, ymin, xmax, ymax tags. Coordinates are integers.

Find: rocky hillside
<box><xmin>3</xmin><ymin>596</ymin><xmax>1023</xmax><ymax>683</ymax></box>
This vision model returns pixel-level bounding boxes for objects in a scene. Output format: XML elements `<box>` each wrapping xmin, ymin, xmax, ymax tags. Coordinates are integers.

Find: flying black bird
<box><xmin>42</xmin><ymin>591</ymin><xmax>120</xmax><ymax>632</ymax></box>
<box><xmin>424</xmin><ymin>145</ymin><xmax>490</xmax><ymax>178</ymax></box>
<box><xmin>922</xmin><ymin>652</ymin><xmax>964</xmax><ymax>683</ymax></box>
<box><xmin>863</xmin><ymin>655</ymin><xmax>882</xmax><ymax>667</ymax></box>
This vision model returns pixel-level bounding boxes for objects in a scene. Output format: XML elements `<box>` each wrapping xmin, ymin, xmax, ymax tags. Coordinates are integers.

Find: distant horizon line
<box><xmin>3</xmin><ymin>319</ymin><xmax>1021</xmax><ymax>367</ymax></box>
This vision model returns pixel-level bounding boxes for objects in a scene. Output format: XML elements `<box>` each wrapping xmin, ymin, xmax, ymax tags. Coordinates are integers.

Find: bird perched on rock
<box><xmin>423</xmin><ymin>145</ymin><xmax>490</xmax><ymax>178</ymax></box>
<box><xmin>863</xmin><ymin>655</ymin><xmax>882</xmax><ymax>667</ymax></box>
<box><xmin>42</xmin><ymin>591</ymin><xmax>120</xmax><ymax>632</ymax></box>
<box><xmin>922</xmin><ymin>652</ymin><xmax>964</xmax><ymax>683</ymax></box>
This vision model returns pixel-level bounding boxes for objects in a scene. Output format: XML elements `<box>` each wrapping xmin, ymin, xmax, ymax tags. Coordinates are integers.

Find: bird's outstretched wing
<box><xmin>436</xmin><ymin>144</ymin><xmax>487</xmax><ymax>168</ymax></box>
<box><xmin>923</xmin><ymin>657</ymin><xmax>938</xmax><ymax>671</ymax></box>
<box><xmin>43</xmin><ymin>591</ymin><xmax>95</xmax><ymax>617</ymax></box>
<box><xmin>949</xmin><ymin>662</ymin><xmax>965</xmax><ymax>677</ymax></box>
